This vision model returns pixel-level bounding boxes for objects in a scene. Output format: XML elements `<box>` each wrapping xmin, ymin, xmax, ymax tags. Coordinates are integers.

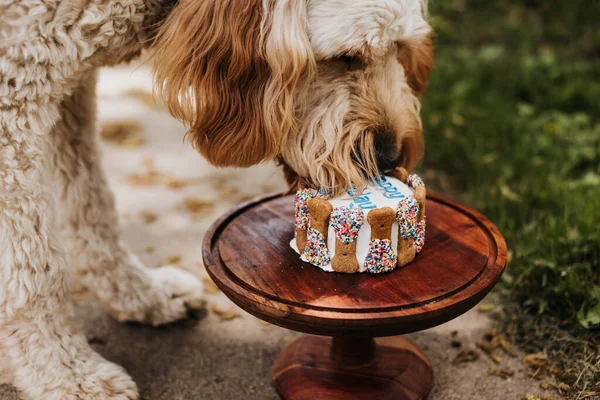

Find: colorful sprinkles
<box><xmin>293</xmin><ymin>172</ymin><xmax>427</xmax><ymax>272</ymax></box>
<box><xmin>407</xmin><ymin>174</ymin><xmax>425</xmax><ymax>189</ymax></box>
<box><xmin>415</xmin><ymin>216</ymin><xmax>426</xmax><ymax>253</ymax></box>
<box><xmin>294</xmin><ymin>189</ymin><xmax>314</xmax><ymax>231</ymax></box>
<box><xmin>364</xmin><ymin>239</ymin><xmax>397</xmax><ymax>274</ymax></box>
<box><xmin>330</xmin><ymin>207</ymin><xmax>364</xmax><ymax>243</ymax></box>
<box><xmin>303</xmin><ymin>227</ymin><xmax>330</xmax><ymax>266</ymax></box>
<box><xmin>396</xmin><ymin>198</ymin><xmax>419</xmax><ymax>239</ymax></box>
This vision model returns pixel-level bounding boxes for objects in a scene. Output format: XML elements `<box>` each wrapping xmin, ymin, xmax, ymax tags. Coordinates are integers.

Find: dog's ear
<box><xmin>397</xmin><ymin>89</ymin><xmax>426</xmax><ymax>172</ymax></box>
<box><xmin>397</xmin><ymin>33</ymin><xmax>432</xmax><ymax>171</ymax></box>
<box><xmin>398</xmin><ymin>124</ymin><xmax>425</xmax><ymax>172</ymax></box>
<box><xmin>153</xmin><ymin>0</ymin><xmax>314</xmax><ymax>167</ymax></box>
<box><xmin>399</xmin><ymin>36</ymin><xmax>434</xmax><ymax>95</ymax></box>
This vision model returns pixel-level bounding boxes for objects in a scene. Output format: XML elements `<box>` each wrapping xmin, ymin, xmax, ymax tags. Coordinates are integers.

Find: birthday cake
<box><xmin>290</xmin><ymin>168</ymin><xmax>426</xmax><ymax>274</ymax></box>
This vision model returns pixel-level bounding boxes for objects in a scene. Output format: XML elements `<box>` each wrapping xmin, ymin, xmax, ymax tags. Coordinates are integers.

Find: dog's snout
<box><xmin>374</xmin><ymin>131</ymin><xmax>401</xmax><ymax>173</ymax></box>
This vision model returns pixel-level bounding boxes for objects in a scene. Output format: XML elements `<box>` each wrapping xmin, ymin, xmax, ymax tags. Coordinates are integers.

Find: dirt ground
<box><xmin>0</xmin><ymin>65</ymin><xmax>556</xmax><ymax>400</ymax></box>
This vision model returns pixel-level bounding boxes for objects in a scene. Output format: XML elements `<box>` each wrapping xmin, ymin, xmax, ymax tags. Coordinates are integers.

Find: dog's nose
<box><xmin>374</xmin><ymin>135</ymin><xmax>401</xmax><ymax>173</ymax></box>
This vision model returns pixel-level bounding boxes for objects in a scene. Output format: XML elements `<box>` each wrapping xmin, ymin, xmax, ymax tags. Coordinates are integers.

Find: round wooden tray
<box><xmin>203</xmin><ymin>193</ymin><xmax>506</xmax><ymax>337</ymax></box>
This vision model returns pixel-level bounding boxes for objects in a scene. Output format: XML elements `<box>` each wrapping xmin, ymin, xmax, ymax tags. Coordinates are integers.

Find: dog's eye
<box><xmin>338</xmin><ymin>54</ymin><xmax>363</xmax><ymax>71</ymax></box>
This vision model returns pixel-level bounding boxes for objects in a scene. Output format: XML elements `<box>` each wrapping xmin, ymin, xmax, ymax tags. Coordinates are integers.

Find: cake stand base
<box><xmin>273</xmin><ymin>336</ymin><xmax>433</xmax><ymax>400</ymax></box>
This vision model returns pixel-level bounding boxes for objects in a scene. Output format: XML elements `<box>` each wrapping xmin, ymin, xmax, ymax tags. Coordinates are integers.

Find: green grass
<box><xmin>422</xmin><ymin>0</ymin><xmax>600</xmax><ymax>395</ymax></box>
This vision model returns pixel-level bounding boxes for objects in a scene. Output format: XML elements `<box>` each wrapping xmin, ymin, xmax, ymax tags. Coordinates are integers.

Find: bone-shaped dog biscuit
<box><xmin>368</xmin><ymin>207</ymin><xmax>396</xmax><ymax>240</ymax></box>
<box><xmin>330</xmin><ymin>207</ymin><xmax>364</xmax><ymax>274</ymax></box>
<box><xmin>307</xmin><ymin>197</ymin><xmax>333</xmax><ymax>236</ymax></box>
<box><xmin>295</xmin><ymin>230</ymin><xmax>308</xmax><ymax>254</ymax></box>
<box><xmin>294</xmin><ymin>188</ymin><xmax>313</xmax><ymax>253</ymax></box>
<box><xmin>301</xmin><ymin>197</ymin><xmax>334</xmax><ymax>266</ymax></box>
<box><xmin>364</xmin><ymin>207</ymin><xmax>397</xmax><ymax>274</ymax></box>
<box><xmin>396</xmin><ymin>198</ymin><xmax>419</xmax><ymax>267</ymax></box>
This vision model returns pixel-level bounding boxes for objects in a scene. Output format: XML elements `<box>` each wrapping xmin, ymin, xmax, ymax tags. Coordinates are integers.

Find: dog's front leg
<box><xmin>0</xmin><ymin>94</ymin><xmax>138</xmax><ymax>400</ymax></box>
<box><xmin>46</xmin><ymin>71</ymin><xmax>204</xmax><ymax>326</ymax></box>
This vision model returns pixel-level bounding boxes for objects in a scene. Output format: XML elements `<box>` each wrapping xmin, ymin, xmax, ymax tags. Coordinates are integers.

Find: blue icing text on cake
<box><xmin>348</xmin><ymin>175</ymin><xmax>407</xmax><ymax>210</ymax></box>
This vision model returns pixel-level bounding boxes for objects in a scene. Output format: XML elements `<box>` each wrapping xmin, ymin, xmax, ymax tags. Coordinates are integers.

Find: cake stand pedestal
<box><xmin>203</xmin><ymin>193</ymin><xmax>506</xmax><ymax>400</ymax></box>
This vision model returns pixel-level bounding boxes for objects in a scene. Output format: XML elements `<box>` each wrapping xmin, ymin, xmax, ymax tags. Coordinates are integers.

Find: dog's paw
<box><xmin>18</xmin><ymin>345</ymin><xmax>138</xmax><ymax>400</ymax></box>
<box><xmin>145</xmin><ymin>266</ymin><xmax>206</xmax><ymax>326</ymax></box>
<box><xmin>69</xmin><ymin>357</ymin><xmax>138</xmax><ymax>400</ymax></box>
<box><xmin>108</xmin><ymin>265</ymin><xmax>205</xmax><ymax>326</ymax></box>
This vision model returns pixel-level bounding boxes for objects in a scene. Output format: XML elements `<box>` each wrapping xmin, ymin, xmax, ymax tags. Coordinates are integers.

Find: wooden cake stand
<box><xmin>203</xmin><ymin>193</ymin><xmax>506</xmax><ymax>400</ymax></box>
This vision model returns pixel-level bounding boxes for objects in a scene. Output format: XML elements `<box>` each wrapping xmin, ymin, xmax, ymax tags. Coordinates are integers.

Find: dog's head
<box><xmin>153</xmin><ymin>0</ymin><xmax>433</xmax><ymax>195</ymax></box>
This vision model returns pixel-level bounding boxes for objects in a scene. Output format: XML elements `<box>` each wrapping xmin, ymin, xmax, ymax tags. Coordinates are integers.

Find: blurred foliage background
<box><xmin>423</xmin><ymin>0</ymin><xmax>599</xmax><ymax>396</ymax></box>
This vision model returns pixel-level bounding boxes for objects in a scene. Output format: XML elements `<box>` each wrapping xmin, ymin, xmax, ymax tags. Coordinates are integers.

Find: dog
<box><xmin>0</xmin><ymin>0</ymin><xmax>433</xmax><ymax>398</ymax></box>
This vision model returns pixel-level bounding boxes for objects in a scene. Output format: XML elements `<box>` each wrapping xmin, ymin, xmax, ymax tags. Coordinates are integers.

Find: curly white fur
<box><xmin>0</xmin><ymin>1</ymin><xmax>203</xmax><ymax>399</ymax></box>
<box><xmin>307</xmin><ymin>0</ymin><xmax>430</xmax><ymax>60</ymax></box>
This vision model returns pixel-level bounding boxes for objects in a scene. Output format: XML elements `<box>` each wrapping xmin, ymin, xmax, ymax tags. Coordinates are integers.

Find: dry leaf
<box><xmin>184</xmin><ymin>197</ymin><xmax>215</xmax><ymax>219</ymax></box>
<box><xmin>140</xmin><ymin>210</ymin><xmax>158</xmax><ymax>224</ymax></box>
<box><xmin>124</xmin><ymin>88</ymin><xmax>164</xmax><ymax>110</ymax></box>
<box><xmin>477</xmin><ymin>341</ymin><xmax>502</xmax><ymax>364</ymax></box>
<box><xmin>100</xmin><ymin>121</ymin><xmax>146</xmax><ymax>148</ymax></box>
<box><xmin>209</xmin><ymin>305</ymin><xmax>241</xmax><ymax>321</ymax></box>
<box><xmin>126</xmin><ymin>170</ymin><xmax>163</xmax><ymax>187</ymax></box>
<box><xmin>523</xmin><ymin>352</ymin><xmax>548</xmax><ymax>369</ymax></box>
<box><xmin>165</xmin><ymin>177</ymin><xmax>190</xmax><ymax>190</ymax></box>
<box><xmin>506</xmin><ymin>321</ymin><xmax>515</xmax><ymax>336</ymax></box>
<box><xmin>167</xmin><ymin>255</ymin><xmax>181</xmax><ymax>265</ymax></box>
<box><xmin>501</xmin><ymin>184</ymin><xmax>521</xmax><ymax>201</ymax></box>
<box><xmin>216</xmin><ymin>185</ymin><xmax>240</xmax><ymax>200</ymax></box>
<box><xmin>452</xmin><ymin>349</ymin><xmax>479</xmax><ymax>365</ymax></box>
<box><xmin>209</xmin><ymin>176</ymin><xmax>258</xmax><ymax>204</ymax></box>
<box><xmin>523</xmin><ymin>394</ymin><xmax>556</xmax><ymax>400</ymax></box>
<box><xmin>522</xmin><ymin>352</ymin><xmax>566</xmax><ymax>381</ymax></box>
<box><xmin>507</xmin><ymin>250</ymin><xmax>514</xmax><ymax>264</ymax></box>
<box><xmin>488</xmin><ymin>363</ymin><xmax>514</xmax><ymax>379</ymax></box>
<box><xmin>498</xmin><ymin>335</ymin><xmax>514</xmax><ymax>356</ymax></box>
<box><xmin>478</xmin><ymin>304</ymin><xmax>494</xmax><ymax>313</ymax></box>
<box><xmin>202</xmin><ymin>276</ymin><xmax>221</xmax><ymax>294</ymax></box>
<box><xmin>539</xmin><ymin>382</ymin><xmax>551</xmax><ymax>390</ymax></box>
<box><xmin>126</xmin><ymin>170</ymin><xmax>185</xmax><ymax>189</ymax></box>
<box><xmin>484</xmin><ymin>328</ymin><xmax>497</xmax><ymax>341</ymax></box>
<box><xmin>479</xmin><ymin>330</ymin><xmax>515</xmax><ymax>362</ymax></box>
<box><xmin>125</xmin><ymin>158</ymin><xmax>203</xmax><ymax>190</ymax></box>
<box><xmin>554</xmin><ymin>382</ymin><xmax>573</xmax><ymax>392</ymax></box>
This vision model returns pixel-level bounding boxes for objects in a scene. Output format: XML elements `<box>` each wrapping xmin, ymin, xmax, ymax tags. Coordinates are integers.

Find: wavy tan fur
<box><xmin>154</xmin><ymin>0</ymin><xmax>432</xmax><ymax>195</ymax></box>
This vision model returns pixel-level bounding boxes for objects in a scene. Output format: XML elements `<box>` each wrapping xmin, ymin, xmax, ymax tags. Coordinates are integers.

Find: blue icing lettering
<box><xmin>374</xmin><ymin>175</ymin><xmax>409</xmax><ymax>198</ymax></box>
<box><xmin>350</xmin><ymin>201</ymin><xmax>376</xmax><ymax>210</ymax></box>
<box><xmin>381</xmin><ymin>186</ymin><xmax>406</xmax><ymax>199</ymax></box>
<box><xmin>384</xmin><ymin>192</ymin><xmax>406</xmax><ymax>199</ymax></box>
<box><xmin>352</xmin><ymin>195</ymin><xmax>377</xmax><ymax>210</ymax></box>
<box><xmin>347</xmin><ymin>175</ymin><xmax>405</xmax><ymax>207</ymax></box>
<box><xmin>374</xmin><ymin>175</ymin><xmax>389</xmax><ymax>186</ymax></box>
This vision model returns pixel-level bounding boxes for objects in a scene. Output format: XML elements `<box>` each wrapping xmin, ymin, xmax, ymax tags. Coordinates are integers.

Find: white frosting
<box><xmin>290</xmin><ymin>175</ymin><xmax>416</xmax><ymax>272</ymax></box>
